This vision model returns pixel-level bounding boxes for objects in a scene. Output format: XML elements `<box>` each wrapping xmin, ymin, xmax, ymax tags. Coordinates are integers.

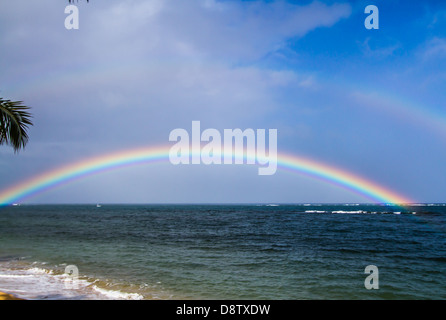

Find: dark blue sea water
<box><xmin>0</xmin><ymin>204</ymin><xmax>445</xmax><ymax>300</ymax></box>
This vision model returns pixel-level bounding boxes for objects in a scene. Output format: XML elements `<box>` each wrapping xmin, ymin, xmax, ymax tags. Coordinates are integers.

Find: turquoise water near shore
<box><xmin>1</xmin><ymin>204</ymin><xmax>445</xmax><ymax>299</ymax></box>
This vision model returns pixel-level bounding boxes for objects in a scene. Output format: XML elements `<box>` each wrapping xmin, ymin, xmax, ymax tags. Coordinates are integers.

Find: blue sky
<box><xmin>0</xmin><ymin>0</ymin><xmax>445</xmax><ymax>203</ymax></box>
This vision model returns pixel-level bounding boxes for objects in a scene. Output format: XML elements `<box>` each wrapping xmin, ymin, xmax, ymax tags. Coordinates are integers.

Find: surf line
<box><xmin>169</xmin><ymin>121</ymin><xmax>277</xmax><ymax>175</ymax></box>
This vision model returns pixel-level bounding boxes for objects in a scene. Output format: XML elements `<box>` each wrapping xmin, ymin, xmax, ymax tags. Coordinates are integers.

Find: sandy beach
<box><xmin>0</xmin><ymin>291</ymin><xmax>24</xmax><ymax>300</ymax></box>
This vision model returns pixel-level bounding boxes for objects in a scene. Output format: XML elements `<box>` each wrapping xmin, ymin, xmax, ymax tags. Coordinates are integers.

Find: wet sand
<box><xmin>0</xmin><ymin>291</ymin><xmax>24</xmax><ymax>300</ymax></box>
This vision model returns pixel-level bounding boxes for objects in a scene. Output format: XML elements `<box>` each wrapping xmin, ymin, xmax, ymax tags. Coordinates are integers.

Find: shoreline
<box><xmin>0</xmin><ymin>291</ymin><xmax>24</xmax><ymax>300</ymax></box>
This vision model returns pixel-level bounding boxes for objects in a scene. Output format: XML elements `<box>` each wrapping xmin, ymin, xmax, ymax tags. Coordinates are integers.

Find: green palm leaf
<box><xmin>0</xmin><ymin>98</ymin><xmax>33</xmax><ymax>152</ymax></box>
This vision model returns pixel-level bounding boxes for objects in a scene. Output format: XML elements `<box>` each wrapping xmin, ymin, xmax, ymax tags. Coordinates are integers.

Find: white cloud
<box><xmin>0</xmin><ymin>0</ymin><xmax>362</xmax><ymax>203</ymax></box>
<box><xmin>359</xmin><ymin>37</ymin><xmax>401</xmax><ymax>58</ymax></box>
<box><xmin>1</xmin><ymin>0</ymin><xmax>350</xmax><ymax>143</ymax></box>
<box><xmin>79</xmin><ymin>0</ymin><xmax>352</xmax><ymax>62</ymax></box>
<box><xmin>421</xmin><ymin>37</ymin><xmax>446</xmax><ymax>59</ymax></box>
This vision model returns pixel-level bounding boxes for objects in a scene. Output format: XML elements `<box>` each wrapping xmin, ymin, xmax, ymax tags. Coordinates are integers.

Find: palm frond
<box><xmin>0</xmin><ymin>98</ymin><xmax>33</xmax><ymax>152</ymax></box>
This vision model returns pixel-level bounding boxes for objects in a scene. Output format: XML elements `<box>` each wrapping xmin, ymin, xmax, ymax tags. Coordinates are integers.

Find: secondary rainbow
<box><xmin>0</xmin><ymin>145</ymin><xmax>413</xmax><ymax>205</ymax></box>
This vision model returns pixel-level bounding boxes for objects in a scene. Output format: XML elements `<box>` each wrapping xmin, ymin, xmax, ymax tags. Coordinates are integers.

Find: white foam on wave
<box><xmin>28</xmin><ymin>267</ymin><xmax>54</xmax><ymax>275</ymax></box>
<box><xmin>302</xmin><ymin>210</ymin><xmax>414</xmax><ymax>215</ymax></box>
<box><xmin>0</xmin><ymin>262</ymin><xmax>145</xmax><ymax>300</ymax></box>
<box><xmin>92</xmin><ymin>285</ymin><xmax>143</xmax><ymax>300</ymax></box>
<box><xmin>0</xmin><ymin>274</ymin><xmax>34</xmax><ymax>278</ymax></box>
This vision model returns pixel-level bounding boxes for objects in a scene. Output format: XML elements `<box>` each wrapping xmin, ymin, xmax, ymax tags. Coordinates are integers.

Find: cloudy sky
<box><xmin>0</xmin><ymin>0</ymin><xmax>445</xmax><ymax>204</ymax></box>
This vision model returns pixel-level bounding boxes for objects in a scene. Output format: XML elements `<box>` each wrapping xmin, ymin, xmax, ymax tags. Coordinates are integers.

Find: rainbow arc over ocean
<box><xmin>0</xmin><ymin>145</ymin><xmax>413</xmax><ymax>205</ymax></box>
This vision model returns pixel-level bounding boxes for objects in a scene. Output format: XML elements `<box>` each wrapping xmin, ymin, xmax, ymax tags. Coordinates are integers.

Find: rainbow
<box><xmin>0</xmin><ymin>145</ymin><xmax>413</xmax><ymax>206</ymax></box>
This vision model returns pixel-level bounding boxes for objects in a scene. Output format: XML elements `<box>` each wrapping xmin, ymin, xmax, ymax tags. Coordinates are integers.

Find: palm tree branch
<box><xmin>0</xmin><ymin>98</ymin><xmax>33</xmax><ymax>152</ymax></box>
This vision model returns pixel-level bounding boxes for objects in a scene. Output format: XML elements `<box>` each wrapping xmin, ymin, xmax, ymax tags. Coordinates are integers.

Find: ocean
<box><xmin>0</xmin><ymin>204</ymin><xmax>445</xmax><ymax>300</ymax></box>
